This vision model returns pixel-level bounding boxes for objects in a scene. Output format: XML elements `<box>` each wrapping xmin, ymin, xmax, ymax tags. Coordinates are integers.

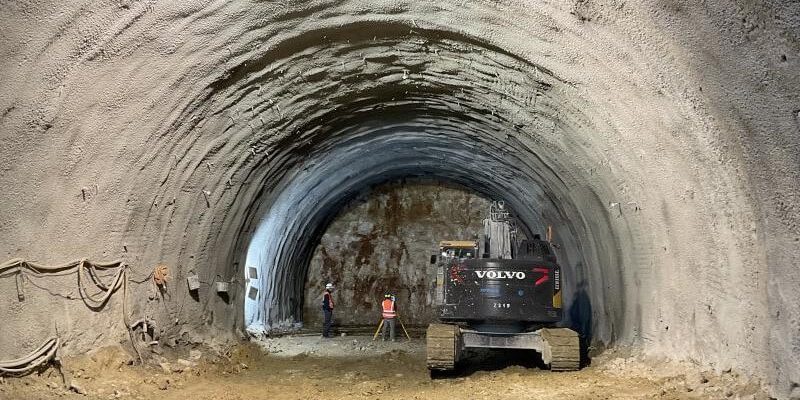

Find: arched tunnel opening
<box><xmin>230</xmin><ymin>23</ymin><xmax>629</xmax><ymax>348</ymax></box>
<box><xmin>1</xmin><ymin>2</ymin><xmax>798</xmax><ymax>399</ymax></box>
<box><xmin>240</xmin><ymin>126</ymin><xmax>621</xmax><ymax>346</ymax></box>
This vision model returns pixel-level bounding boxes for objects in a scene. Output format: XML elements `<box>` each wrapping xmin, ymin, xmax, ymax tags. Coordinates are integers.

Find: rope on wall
<box><xmin>0</xmin><ymin>258</ymin><xmax>153</xmax><ymax>372</ymax></box>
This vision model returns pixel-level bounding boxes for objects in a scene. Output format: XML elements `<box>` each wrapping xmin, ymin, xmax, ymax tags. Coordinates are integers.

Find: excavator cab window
<box><xmin>441</xmin><ymin>247</ymin><xmax>476</xmax><ymax>259</ymax></box>
<box><xmin>516</xmin><ymin>239</ymin><xmax>556</xmax><ymax>262</ymax></box>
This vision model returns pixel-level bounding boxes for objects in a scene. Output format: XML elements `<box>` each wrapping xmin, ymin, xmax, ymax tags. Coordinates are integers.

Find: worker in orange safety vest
<box><xmin>380</xmin><ymin>293</ymin><xmax>397</xmax><ymax>342</ymax></box>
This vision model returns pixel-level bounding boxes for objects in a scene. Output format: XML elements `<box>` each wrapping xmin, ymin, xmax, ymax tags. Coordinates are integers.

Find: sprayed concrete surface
<box><xmin>0</xmin><ymin>339</ymin><xmax>770</xmax><ymax>400</ymax></box>
<box><xmin>0</xmin><ymin>0</ymin><xmax>798</xmax><ymax>398</ymax></box>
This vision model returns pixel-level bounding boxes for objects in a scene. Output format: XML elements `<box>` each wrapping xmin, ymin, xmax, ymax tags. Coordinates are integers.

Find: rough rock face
<box><xmin>304</xmin><ymin>181</ymin><xmax>489</xmax><ymax>327</ymax></box>
<box><xmin>0</xmin><ymin>1</ymin><xmax>798</xmax><ymax>397</ymax></box>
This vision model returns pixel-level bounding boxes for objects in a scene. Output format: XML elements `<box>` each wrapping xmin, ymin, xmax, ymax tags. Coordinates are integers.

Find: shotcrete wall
<box><xmin>303</xmin><ymin>180</ymin><xmax>490</xmax><ymax>328</ymax></box>
<box><xmin>0</xmin><ymin>1</ymin><xmax>798</xmax><ymax>397</ymax></box>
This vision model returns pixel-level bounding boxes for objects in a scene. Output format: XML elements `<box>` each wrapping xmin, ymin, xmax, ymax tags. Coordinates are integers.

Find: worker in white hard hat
<box><xmin>380</xmin><ymin>293</ymin><xmax>397</xmax><ymax>342</ymax></box>
<box><xmin>321</xmin><ymin>283</ymin><xmax>335</xmax><ymax>338</ymax></box>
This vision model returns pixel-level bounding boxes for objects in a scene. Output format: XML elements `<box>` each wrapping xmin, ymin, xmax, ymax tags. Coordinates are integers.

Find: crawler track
<box><xmin>540</xmin><ymin>328</ymin><xmax>580</xmax><ymax>371</ymax></box>
<box><xmin>426</xmin><ymin>323</ymin><xmax>460</xmax><ymax>371</ymax></box>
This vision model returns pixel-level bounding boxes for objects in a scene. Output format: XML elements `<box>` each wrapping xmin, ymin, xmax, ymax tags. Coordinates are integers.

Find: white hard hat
<box><xmin>325</xmin><ymin>283</ymin><xmax>334</xmax><ymax>290</ymax></box>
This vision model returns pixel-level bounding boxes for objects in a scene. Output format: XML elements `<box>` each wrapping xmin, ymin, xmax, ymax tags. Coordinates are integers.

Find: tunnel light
<box><xmin>215</xmin><ymin>281</ymin><xmax>229</xmax><ymax>294</ymax></box>
<box><xmin>187</xmin><ymin>273</ymin><xmax>200</xmax><ymax>291</ymax></box>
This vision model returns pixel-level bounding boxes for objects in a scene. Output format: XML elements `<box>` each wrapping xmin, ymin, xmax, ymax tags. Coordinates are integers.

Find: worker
<box><xmin>321</xmin><ymin>283</ymin><xmax>335</xmax><ymax>338</ymax></box>
<box><xmin>531</xmin><ymin>233</ymin><xmax>557</xmax><ymax>261</ymax></box>
<box><xmin>380</xmin><ymin>293</ymin><xmax>397</xmax><ymax>342</ymax></box>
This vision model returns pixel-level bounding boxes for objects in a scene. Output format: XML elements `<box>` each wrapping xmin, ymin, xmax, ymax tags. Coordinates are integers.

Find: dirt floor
<box><xmin>0</xmin><ymin>335</ymin><xmax>768</xmax><ymax>400</ymax></box>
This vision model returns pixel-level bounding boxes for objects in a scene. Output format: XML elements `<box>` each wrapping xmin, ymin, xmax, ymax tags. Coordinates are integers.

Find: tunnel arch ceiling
<box><xmin>205</xmin><ymin>16</ymin><xmax>767</xmax><ymax>387</ymax></box>
<box><xmin>1</xmin><ymin>1</ymin><xmax>798</xmax><ymax>397</ymax></box>
<box><xmin>241</xmin><ymin>126</ymin><xmax>626</xmax><ymax>344</ymax></box>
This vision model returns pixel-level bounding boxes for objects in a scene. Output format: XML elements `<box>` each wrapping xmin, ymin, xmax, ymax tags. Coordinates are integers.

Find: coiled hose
<box><xmin>0</xmin><ymin>337</ymin><xmax>60</xmax><ymax>376</ymax></box>
<box><xmin>0</xmin><ymin>258</ymin><xmax>146</xmax><ymax>372</ymax></box>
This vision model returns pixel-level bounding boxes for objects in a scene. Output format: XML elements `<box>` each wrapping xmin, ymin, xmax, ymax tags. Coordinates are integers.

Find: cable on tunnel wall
<box><xmin>0</xmin><ymin>258</ymin><xmax>168</xmax><ymax>366</ymax></box>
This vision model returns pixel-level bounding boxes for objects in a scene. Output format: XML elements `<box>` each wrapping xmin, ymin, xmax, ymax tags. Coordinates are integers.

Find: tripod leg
<box><xmin>372</xmin><ymin>319</ymin><xmax>384</xmax><ymax>341</ymax></box>
<box><xmin>398</xmin><ymin>317</ymin><xmax>411</xmax><ymax>340</ymax></box>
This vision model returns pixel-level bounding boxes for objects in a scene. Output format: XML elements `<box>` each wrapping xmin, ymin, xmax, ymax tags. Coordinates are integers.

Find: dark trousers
<box><xmin>322</xmin><ymin>309</ymin><xmax>333</xmax><ymax>337</ymax></box>
<box><xmin>381</xmin><ymin>318</ymin><xmax>396</xmax><ymax>341</ymax></box>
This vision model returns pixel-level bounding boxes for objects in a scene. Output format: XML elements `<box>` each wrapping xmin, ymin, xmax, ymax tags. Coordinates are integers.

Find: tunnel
<box><xmin>0</xmin><ymin>1</ymin><xmax>798</xmax><ymax>398</ymax></box>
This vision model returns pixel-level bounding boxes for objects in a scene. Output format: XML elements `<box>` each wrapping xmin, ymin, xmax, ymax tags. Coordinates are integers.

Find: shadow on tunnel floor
<box><xmin>430</xmin><ymin>348</ymin><xmax>548</xmax><ymax>379</ymax></box>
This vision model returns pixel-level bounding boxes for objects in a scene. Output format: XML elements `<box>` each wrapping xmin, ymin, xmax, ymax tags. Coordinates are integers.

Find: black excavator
<box><xmin>425</xmin><ymin>201</ymin><xmax>580</xmax><ymax>372</ymax></box>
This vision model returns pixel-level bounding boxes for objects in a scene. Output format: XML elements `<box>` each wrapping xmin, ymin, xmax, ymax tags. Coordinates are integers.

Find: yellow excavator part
<box><xmin>553</xmin><ymin>290</ymin><xmax>562</xmax><ymax>309</ymax></box>
<box><xmin>439</xmin><ymin>240</ymin><xmax>477</xmax><ymax>249</ymax></box>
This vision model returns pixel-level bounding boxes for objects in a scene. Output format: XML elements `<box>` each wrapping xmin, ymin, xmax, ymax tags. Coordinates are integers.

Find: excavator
<box><xmin>426</xmin><ymin>201</ymin><xmax>580</xmax><ymax>372</ymax></box>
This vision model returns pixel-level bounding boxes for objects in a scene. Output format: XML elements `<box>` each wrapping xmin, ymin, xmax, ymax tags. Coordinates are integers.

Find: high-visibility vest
<box><xmin>381</xmin><ymin>299</ymin><xmax>396</xmax><ymax>318</ymax></box>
